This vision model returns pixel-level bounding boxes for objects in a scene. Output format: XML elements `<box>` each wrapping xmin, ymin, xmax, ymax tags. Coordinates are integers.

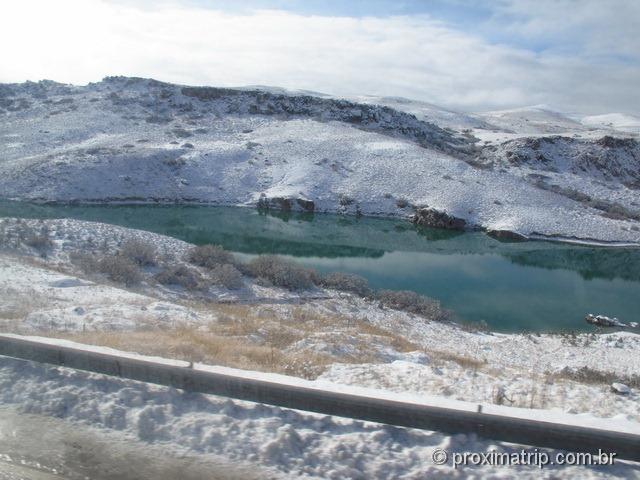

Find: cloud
<box><xmin>488</xmin><ymin>0</ymin><xmax>640</xmax><ymax>60</ymax></box>
<box><xmin>1</xmin><ymin>0</ymin><xmax>638</xmax><ymax>115</ymax></box>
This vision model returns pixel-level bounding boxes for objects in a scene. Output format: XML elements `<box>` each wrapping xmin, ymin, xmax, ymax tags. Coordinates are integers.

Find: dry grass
<box><xmin>553</xmin><ymin>366</ymin><xmax>640</xmax><ymax>389</ymax></box>
<box><xmin>428</xmin><ymin>349</ymin><xmax>487</xmax><ymax>370</ymax></box>
<box><xmin>209</xmin><ymin>303</ymin><xmax>422</xmax><ymax>354</ymax></box>
<box><xmin>44</xmin><ymin>327</ymin><xmax>333</xmax><ymax>379</ymax></box>
<box><xmin>0</xmin><ymin>287</ymin><xmax>50</xmax><ymax>322</ymax></box>
<box><xmin>45</xmin><ymin>301</ymin><xmax>435</xmax><ymax>380</ymax></box>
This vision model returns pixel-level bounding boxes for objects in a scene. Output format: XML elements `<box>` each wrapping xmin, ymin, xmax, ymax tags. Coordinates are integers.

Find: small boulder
<box><xmin>585</xmin><ymin>314</ymin><xmax>628</xmax><ymax>328</ymax></box>
<box><xmin>257</xmin><ymin>195</ymin><xmax>314</xmax><ymax>213</ymax></box>
<box><xmin>611</xmin><ymin>383</ymin><xmax>631</xmax><ymax>395</ymax></box>
<box><xmin>296</xmin><ymin>198</ymin><xmax>315</xmax><ymax>213</ymax></box>
<box><xmin>412</xmin><ymin>208</ymin><xmax>467</xmax><ymax>231</ymax></box>
<box><xmin>486</xmin><ymin>229</ymin><xmax>528</xmax><ymax>242</ymax></box>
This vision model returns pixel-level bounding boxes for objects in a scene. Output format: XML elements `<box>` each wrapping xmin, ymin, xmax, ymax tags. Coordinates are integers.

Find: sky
<box><xmin>2</xmin><ymin>0</ymin><xmax>639</xmax><ymax>115</ymax></box>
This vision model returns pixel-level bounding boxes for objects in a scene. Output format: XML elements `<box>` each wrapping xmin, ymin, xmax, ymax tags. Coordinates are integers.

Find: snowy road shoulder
<box><xmin>0</xmin><ymin>354</ymin><xmax>638</xmax><ymax>479</ymax></box>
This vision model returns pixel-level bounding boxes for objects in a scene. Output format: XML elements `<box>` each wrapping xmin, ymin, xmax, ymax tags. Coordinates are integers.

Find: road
<box><xmin>0</xmin><ymin>406</ymin><xmax>271</xmax><ymax>480</ymax></box>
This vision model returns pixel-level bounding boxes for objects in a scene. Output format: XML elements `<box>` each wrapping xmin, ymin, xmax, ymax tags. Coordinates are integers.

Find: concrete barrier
<box><xmin>0</xmin><ymin>334</ymin><xmax>638</xmax><ymax>462</ymax></box>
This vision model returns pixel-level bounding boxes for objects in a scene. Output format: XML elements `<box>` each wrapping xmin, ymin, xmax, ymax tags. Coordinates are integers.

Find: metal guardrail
<box><xmin>0</xmin><ymin>334</ymin><xmax>638</xmax><ymax>462</ymax></box>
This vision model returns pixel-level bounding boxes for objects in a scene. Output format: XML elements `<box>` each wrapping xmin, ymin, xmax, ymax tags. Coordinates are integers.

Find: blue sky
<box><xmin>2</xmin><ymin>0</ymin><xmax>639</xmax><ymax>115</ymax></box>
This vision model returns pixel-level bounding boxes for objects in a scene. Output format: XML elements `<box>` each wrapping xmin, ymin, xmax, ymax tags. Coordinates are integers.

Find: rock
<box><xmin>486</xmin><ymin>229</ymin><xmax>528</xmax><ymax>242</ymax></box>
<box><xmin>412</xmin><ymin>208</ymin><xmax>467</xmax><ymax>230</ymax></box>
<box><xmin>296</xmin><ymin>198</ymin><xmax>315</xmax><ymax>213</ymax></box>
<box><xmin>596</xmin><ymin>136</ymin><xmax>637</xmax><ymax>149</ymax></box>
<box><xmin>257</xmin><ymin>195</ymin><xmax>314</xmax><ymax>213</ymax></box>
<box><xmin>611</xmin><ymin>383</ymin><xmax>631</xmax><ymax>395</ymax></box>
<box><xmin>257</xmin><ymin>196</ymin><xmax>291</xmax><ymax>211</ymax></box>
<box><xmin>585</xmin><ymin>314</ymin><xmax>628</xmax><ymax>328</ymax></box>
<box><xmin>73</xmin><ymin>306</ymin><xmax>85</xmax><ymax>315</ymax></box>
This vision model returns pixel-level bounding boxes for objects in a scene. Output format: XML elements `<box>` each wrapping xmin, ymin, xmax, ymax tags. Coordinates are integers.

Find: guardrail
<box><xmin>0</xmin><ymin>334</ymin><xmax>638</xmax><ymax>462</ymax></box>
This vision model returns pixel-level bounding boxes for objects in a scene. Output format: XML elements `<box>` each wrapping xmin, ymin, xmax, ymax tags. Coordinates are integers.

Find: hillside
<box><xmin>0</xmin><ymin>77</ymin><xmax>639</xmax><ymax>244</ymax></box>
<box><xmin>582</xmin><ymin>113</ymin><xmax>640</xmax><ymax>135</ymax></box>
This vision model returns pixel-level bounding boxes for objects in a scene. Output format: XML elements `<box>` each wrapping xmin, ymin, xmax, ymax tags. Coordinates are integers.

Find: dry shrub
<box><xmin>248</xmin><ymin>255</ymin><xmax>316</xmax><ymax>291</ymax></box>
<box><xmin>187</xmin><ymin>244</ymin><xmax>236</xmax><ymax>268</ymax></box>
<box><xmin>210</xmin><ymin>264</ymin><xmax>244</xmax><ymax>290</ymax></box>
<box><xmin>71</xmin><ymin>252</ymin><xmax>142</xmax><ymax>286</ymax></box>
<box><xmin>154</xmin><ymin>264</ymin><xmax>205</xmax><ymax>291</ymax></box>
<box><xmin>120</xmin><ymin>238</ymin><xmax>157</xmax><ymax>266</ymax></box>
<box><xmin>97</xmin><ymin>255</ymin><xmax>143</xmax><ymax>286</ymax></box>
<box><xmin>376</xmin><ymin>289</ymin><xmax>449</xmax><ymax>320</ymax></box>
<box><xmin>320</xmin><ymin>272</ymin><xmax>372</xmax><ymax>297</ymax></box>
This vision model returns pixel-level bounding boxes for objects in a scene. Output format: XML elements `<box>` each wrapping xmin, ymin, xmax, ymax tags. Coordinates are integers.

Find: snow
<box><xmin>347</xmin><ymin>95</ymin><xmax>493</xmax><ymax>131</ymax></box>
<box><xmin>0</xmin><ymin>348</ymin><xmax>638</xmax><ymax>479</ymax></box>
<box><xmin>1</xmin><ymin>216</ymin><xmax>639</xmax><ymax>423</ymax></box>
<box><xmin>476</xmin><ymin>105</ymin><xmax>586</xmax><ymax>135</ymax></box>
<box><xmin>1</xmin><ymin>76</ymin><xmax>640</xmax><ymax>475</ymax></box>
<box><xmin>0</xmin><ymin>77</ymin><xmax>639</xmax><ymax>243</ymax></box>
<box><xmin>582</xmin><ymin>113</ymin><xmax>640</xmax><ymax>134</ymax></box>
<box><xmin>1</xmin><ymin>217</ymin><xmax>639</xmax><ymax>477</ymax></box>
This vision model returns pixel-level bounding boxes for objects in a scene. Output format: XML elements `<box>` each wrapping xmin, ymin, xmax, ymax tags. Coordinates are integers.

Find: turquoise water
<box><xmin>2</xmin><ymin>201</ymin><xmax>639</xmax><ymax>333</ymax></box>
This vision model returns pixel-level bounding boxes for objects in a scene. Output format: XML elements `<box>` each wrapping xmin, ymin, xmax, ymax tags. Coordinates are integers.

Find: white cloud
<box><xmin>490</xmin><ymin>0</ymin><xmax>640</xmax><ymax>60</ymax></box>
<box><xmin>1</xmin><ymin>0</ymin><xmax>638</xmax><ymax>115</ymax></box>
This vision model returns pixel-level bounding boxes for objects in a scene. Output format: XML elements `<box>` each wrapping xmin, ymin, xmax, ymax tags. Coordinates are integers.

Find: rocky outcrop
<box><xmin>486</xmin><ymin>229</ymin><xmax>528</xmax><ymax>242</ymax></box>
<box><xmin>180</xmin><ymin>84</ymin><xmax>472</xmax><ymax>156</ymax></box>
<box><xmin>411</xmin><ymin>208</ymin><xmax>467</xmax><ymax>231</ymax></box>
<box><xmin>295</xmin><ymin>198</ymin><xmax>315</xmax><ymax>213</ymax></box>
<box><xmin>257</xmin><ymin>195</ymin><xmax>315</xmax><ymax>213</ymax></box>
<box><xmin>480</xmin><ymin>135</ymin><xmax>640</xmax><ymax>182</ymax></box>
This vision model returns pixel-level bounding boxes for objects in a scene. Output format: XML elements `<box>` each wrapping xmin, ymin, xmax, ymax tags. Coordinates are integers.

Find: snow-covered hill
<box><xmin>582</xmin><ymin>113</ymin><xmax>640</xmax><ymax>135</ymax></box>
<box><xmin>348</xmin><ymin>95</ymin><xmax>494</xmax><ymax>131</ymax></box>
<box><xmin>0</xmin><ymin>77</ymin><xmax>639</xmax><ymax>244</ymax></box>
<box><xmin>477</xmin><ymin>105</ymin><xmax>586</xmax><ymax>135</ymax></box>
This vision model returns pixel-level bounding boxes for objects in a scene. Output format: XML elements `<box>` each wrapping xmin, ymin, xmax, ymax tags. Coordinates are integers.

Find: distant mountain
<box><xmin>582</xmin><ymin>113</ymin><xmax>640</xmax><ymax>134</ymax></box>
<box><xmin>346</xmin><ymin>95</ymin><xmax>495</xmax><ymax>131</ymax></box>
<box><xmin>476</xmin><ymin>105</ymin><xmax>586</xmax><ymax>135</ymax></box>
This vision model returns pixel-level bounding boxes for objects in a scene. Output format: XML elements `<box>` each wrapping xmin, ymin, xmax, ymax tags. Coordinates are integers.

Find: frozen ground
<box><xmin>0</xmin><ymin>77</ymin><xmax>639</xmax><ymax>243</ymax></box>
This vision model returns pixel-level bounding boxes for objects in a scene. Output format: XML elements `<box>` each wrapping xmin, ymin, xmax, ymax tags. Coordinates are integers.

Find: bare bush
<box><xmin>22</xmin><ymin>225</ymin><xmax>54</xmax><ymax>257</ymax></box>
<box><xmin>248</xmin><ymin>255</ymin><xmax>316</xmax><ymax>291</ymax></box>
<box><xmin>154</xmin><ymin>265</ymin><xmax>205</xmax><ymax>291</ymax></box>
<box><xmin>320</xmin><ymin>272</ymin><xmax>372</xmax><ymax>297</ymax></box>
<box><xmin>210</xmin><ymin>264</ymin><xmax>244</xmax><ymax>290</ymax></box>
<box><xmin>120</xmin><ymin>238</ymin><xmax>157</xmax><ymax>266</ymax></box>
<box><xmin>187</xmin><ymin>244</ymin><xmax>236</xmax><ymax>268</ymax></box>
<box><xmin>99</xmin><ymin>255</ymin><xmax>143</xmax><ymax>286</ymax></box>
<box><xmin>70</xmin><ymin>251</ymin><xmax>96</xmax><ymax>270</ymax></box>
<box><xmin>71</xmin><ymin>252</ymin><xmax>142</xmax><ymax>286</ymax></box>
<box><xmin>376</xmin><ymin>289</ymin><xmax>449</xmax><ymax>320</ymax></box>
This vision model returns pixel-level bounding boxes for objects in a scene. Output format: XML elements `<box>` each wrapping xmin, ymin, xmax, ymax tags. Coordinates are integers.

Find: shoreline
<box><xmin>3</xmin><ymin>198</ymin><xmax>640</xmax><ymax>249</ymax></box>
